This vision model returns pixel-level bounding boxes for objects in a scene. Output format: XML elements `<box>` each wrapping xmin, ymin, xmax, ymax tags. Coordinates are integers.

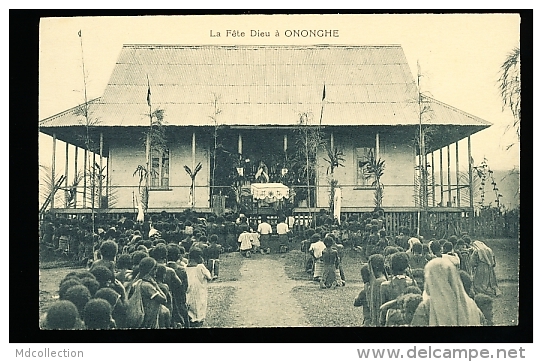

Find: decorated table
<box><xmin>250</xmin><ymin>183</ymin><xmax>290</xmax><ymax>203</ymax></box>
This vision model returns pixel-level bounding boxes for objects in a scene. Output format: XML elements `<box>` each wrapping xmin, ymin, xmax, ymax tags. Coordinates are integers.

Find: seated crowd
<box><xmin>40</xmin><ymin>209</ymin><xmax>500</xmax><ymax>328</ymax></box>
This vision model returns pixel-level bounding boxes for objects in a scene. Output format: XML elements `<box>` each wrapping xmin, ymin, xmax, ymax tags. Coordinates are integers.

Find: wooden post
<box><xmin>83</xmin><ymin>148</ymin><xmax>87</xmax><ymax>208</ymax></box>
<box><xmin>73</xmin><ymin>145</ymin><xmax>78</xmax><ymax>208</ymax></box>
<box><xmin>330</xmin><ymin>131</ymin><xmax>334</xmax><ymax>151</ymax></box>
<box><xmin>51</xmin><ymin>133</ymin><xmax>56</xmax><ymax>210</ymax></box>
<box><xmin>468</xmin><ymin>136</ymin><xmax>474</xmax><ymax>208</ymax></box>
<box><xmin>192</xmin><ymin>131</ymin><xmax>196</xmax><ymax>207</ymax></box>
<box><xmin>106</xmin><ymin>147</ymin><xmax>110</xmax><ymax>207</ymax></box>
<box><xmin>439</xmin><ymin>148</ymin><xmax>443</xmax><ymax>206</ymax></box>
<box><xmin>92</xmin><ymin>152</ymin><xmax>96</xmax><ymax>210</ymax></box>
<box><xmin>99</xmin><ymin>132</ymin><xmax>103</xmax><ymax>209</ymax></box>
<box><xmin>64</xmin><ymin>141</ymin><xmax>69</xmax><ymax>207</ymax></box>
<box><xmin>468</xmin><ymin>136</ymin><xmax>474</xmax><ymax>233</ymax></box>
<box><xmin>192</xmin><ymin>131</ymin><xmax>196</xmax><ymax>170</ymax></box>
<box><xmin>447</xmin><ymin>145</ymin><xmax>451</xmax><ymax>206</ymax></box>
<box><xmin>455</xmin><ymin>141</ymin><xmax>460</xmax><ymax>207</ymax></box>
<box><xmin>431</xmin><ymin>151</ymin><xmax>435</xmax><ymax>207</ymax></box>
<box><xmin>92</xmin><ymin>152</ymin><xmax>96</xmax><ymax>233</ymax></box>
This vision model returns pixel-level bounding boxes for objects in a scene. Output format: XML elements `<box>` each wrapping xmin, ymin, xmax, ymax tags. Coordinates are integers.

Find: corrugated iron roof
<box><xmin>40</xmin><ymin>45</ymin><xmax>492</xmax><ymax>129</ymax></box>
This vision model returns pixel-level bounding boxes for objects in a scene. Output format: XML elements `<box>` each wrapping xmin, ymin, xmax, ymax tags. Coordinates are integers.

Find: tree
<box><xmin>133</xmin><ymin>104</ymin><xmax>166</xmax><ymax>214</ymax></box>
<box><xmin>296</xmin><ymin>112</ymin><xmax>324</xmax><ymax>208</ymax></box>
<box><xmin>323</xmin><ymin>145</ymin><xmax>345</xmax><ymax>213</ymax></box>
<box><xmin>499</xmin><ymin>47</ymin><xmax>520</xmax><ymax>138</ymax></box>
<box><xmin>209</xmin><ymin>93</ymin><xmax>222</xmax><ymax>196</ymax></box>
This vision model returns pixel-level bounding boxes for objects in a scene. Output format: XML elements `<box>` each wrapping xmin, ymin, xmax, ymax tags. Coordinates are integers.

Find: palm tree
<box><xmin>499</xmin><ymin>47</ymin><xmax>520</xmax><ymax>138</ymax></box>
<box><xmin>184</xmin><ymin>162</ymin><xmax>203</xmax><ymax>209</ymax></box>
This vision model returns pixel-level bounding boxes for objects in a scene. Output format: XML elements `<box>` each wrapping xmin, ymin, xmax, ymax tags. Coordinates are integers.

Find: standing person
<box><xmin>126</xmin><ymin>257</ymin><xmax>168</xmax><ymax>329</ymax></box>
<box><xmin>185</xmin><ymin>248</ymin><xmax>213</xmax><ymax>327</ymax></box>
<box><xmin>470</xmin><ymin>240</ymin><xmax>501</xmax><ymax>296</ymax></box>
<box><xmin>308</xmin><ymin>233</ymin><xmax>326</xmax><ymax>282</ymax></box>
<box><xmin>165</xmin><ymin>243</ymin><xmax>189</xmax><ymax>328</ymax></box>
<box><xmin>442</xmin><ymin>241</ymin><xmax>460</xmax><ymax>269</ymax></box>
<box><xmin>367</xmin><ymin>254</ymin><xmax>388</xmax><ymax>326</ymax></box>
<box><xmin>379</xmin><ymin>252</ymin><xmax>417</xmax><ymax>325</ymax></box>
<box><xmin>354</xmin><ymin>264</ymin><xmax>372</xmax><ymax>326</ymax></box>
<box><xmin>320</xmin><ymin>236</ymin><xmax>339</xmax><ymax>289</ymax></box>
<box><xmin>154</xmin><ymin>265</ymin><xmax>173</xmax><ymax>328</ymax></box>
<box><xmin>151</xmin><ymin>244</ymin><xmax>188</xmax><ymax>328</ymax></box>
<box><xmin>411</xmin><ymin>258</ymin><xmax>484</xmax><ymax>326</ymax></box>
<box><xmin>301</xmin><ymin>229</ymin><xmax>316</xmax><ymax>274</ymax></box>
<box><xmin>206</xmin><ymin>234</ymin><xmax>221</xmax><ymax>278</ymax></box>
<box><xmin>224</xmin><ymin>215</ymin><xmax>237</xmax><ymax>253</ymax></box>
<box><xmin>257</xmin><ymin>216</ymin><xmax>273</xmax><ymax>254</ymax></box>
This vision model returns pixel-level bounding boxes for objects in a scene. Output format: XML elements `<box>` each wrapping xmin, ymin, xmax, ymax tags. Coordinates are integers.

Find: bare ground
<box><xmin>39</xmin><ymin>238</ymin><xmax>521</xmax><ymax>327</ymax></box>
<box><xmin>220</xmin><ymin>257</ymin><xmax>310</xmax><ymax>327</ymax></box>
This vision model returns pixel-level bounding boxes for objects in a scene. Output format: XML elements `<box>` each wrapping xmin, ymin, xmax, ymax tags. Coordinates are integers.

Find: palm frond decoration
<box><xmin>39</xmin><ymin>164</ymin><xmax>64</xmax><ymax>210</ymax></box>
<box><xmin>184</xmin><ymin>162</ymin><xmax>203</xmax><ymax>208</ymax></box>
<box><xmin>364</xmin><ymin>149</ymin><xmax>386</xmax><ymax>209</ymax></box>
<box><xmin>499</xmin><ymin>47</ymin><xmax>520</xmax><ymax>138</ymax></box>
<box><xmin>323</xmin><ymin>146</ymin><xmax>346</xmax><ymax>175</ymax></box>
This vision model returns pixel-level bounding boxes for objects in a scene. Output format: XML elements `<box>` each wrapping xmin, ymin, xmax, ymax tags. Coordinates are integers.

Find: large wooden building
<box><xmin>39</xmin><ymin>44</ymin><xmax>491</xmax><ymax>232</ymax></box>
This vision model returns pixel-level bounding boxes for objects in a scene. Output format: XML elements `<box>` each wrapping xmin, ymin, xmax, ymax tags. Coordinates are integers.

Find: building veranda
<box><xmin>39</xmin><ymin>44</ymin><xmax>492</xmax><ymax>237</ymax></box>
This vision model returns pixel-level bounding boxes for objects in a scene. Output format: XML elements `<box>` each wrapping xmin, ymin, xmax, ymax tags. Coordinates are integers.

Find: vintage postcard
<box><xmin>38</xmin><ymin>14</ymin><xmax>520</xmax><ymax>334</ymax></box>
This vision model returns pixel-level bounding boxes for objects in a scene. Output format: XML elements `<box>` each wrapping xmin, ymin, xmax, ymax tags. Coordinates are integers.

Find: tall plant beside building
<box><xmin>364</xmin><ymin>149</ymin><xmax>385</xmax><ymax>209</ymax></box>
<box><xmin>133</xmin><ymin>77</ymin><xmax>166</xmax><ymax>218</ymax></box>
<box><xmin>296</xmin><ymin>113</ymin><xmax>323</xmax><ymax>205</ymax></box>
<box><xmin>323</xmin><ymin>146</ymin><xmax>345</xmax><ymax>213</ymax></box>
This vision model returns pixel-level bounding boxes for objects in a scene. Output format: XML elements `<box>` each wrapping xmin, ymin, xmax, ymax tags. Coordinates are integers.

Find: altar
<box><xmin>250</xmin><ymin>183</ymin><xmax>290</xmax><ymax>203</ymax></box>
<box><xmin>249</xmin><ymin>183</ymin><xmax>290</xmax><ymax>214</ymax></box>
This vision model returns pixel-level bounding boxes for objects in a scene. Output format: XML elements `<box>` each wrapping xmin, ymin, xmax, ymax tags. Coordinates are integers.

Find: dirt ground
<box><xmin>39</xmin><ymin>238</ymin><xmax>520</xmax><ymax>327</ymax></box>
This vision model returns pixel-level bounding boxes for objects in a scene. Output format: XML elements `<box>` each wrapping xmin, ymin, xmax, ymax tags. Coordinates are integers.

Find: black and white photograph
<box><xmin>38</xmin><ymin>14</ymin><xmax>521</xmax><ymax>333</ymax></box>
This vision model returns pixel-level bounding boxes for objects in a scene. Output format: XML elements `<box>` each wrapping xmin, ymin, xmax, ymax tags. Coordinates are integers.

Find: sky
<box><xmin>38</xmin><ymin>14</ymin><xmax>521</xmax><ymax>185</ymax></box>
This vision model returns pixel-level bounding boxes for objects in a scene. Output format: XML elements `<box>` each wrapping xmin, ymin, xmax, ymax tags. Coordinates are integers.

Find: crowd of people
<box><xmin>298</xmin><ymin>210</ymin><xmax>501</xmax><ymax>326</ymax></box>
<box><xmin>39</xmin><ymin>209</ymin><xmax>502</xmax><ymax>329</ymax></box>
<box><xmin>39</xmin><ymin>210</ymin><xmax>296</xmax><ymax>329</ymax></box>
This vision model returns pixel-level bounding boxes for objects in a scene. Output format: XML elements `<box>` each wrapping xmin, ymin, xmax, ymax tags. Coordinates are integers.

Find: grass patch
<box><xmin>282</xmin><ymin>248</ymin><xmax>365</xmax><ymax>284</ymax></box>
<box><xmin>291</xmin><ymin>284</ymin><xmax>364</xmax><ymax>327</ymax></box>
<box><xmin>483</xmin><ymin>238</ymin><xmax>519</xmax><ymax>282</ymax></box>
<box><xmin>205</xmin><ymin>286</ymin><xmax>237</xmax><ymax>328</ymax></box>
<box><xmin>215</xmin><ymin>252</ymin><xmax>243</xmax><ymax>282</ymax></box>
<box><xmin>281</xmin><ymin>250</ymin><xmax>312</xmax><ymax>281</ymax></box>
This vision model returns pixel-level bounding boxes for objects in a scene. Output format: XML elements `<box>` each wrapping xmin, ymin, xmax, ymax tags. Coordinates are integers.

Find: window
<box><xmin>355</xmin><ymin>147</ymin><xmax>375</xmax><ymax>187</ymax></box>
<box><xmin>151</xmin><ymin>149</ymin><xmax>170</xmax><ymax>189</ymax></box>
